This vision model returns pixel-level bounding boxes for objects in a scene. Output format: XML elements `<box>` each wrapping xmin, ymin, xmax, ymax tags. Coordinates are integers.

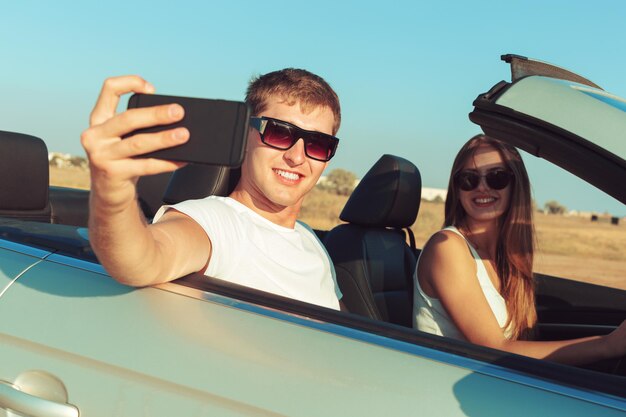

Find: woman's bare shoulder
<box><xmin>423</xmin><ymin>229</ymin><xmax>468</xmax><ymax>255</ymax></box>
<box><xmin>419</xmin><ymin>229</ymin><xmax>475</xmax><ymax>276</ymax></box>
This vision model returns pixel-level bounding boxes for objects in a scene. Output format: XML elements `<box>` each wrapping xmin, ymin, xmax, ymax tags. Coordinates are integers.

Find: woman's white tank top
<box><xmin>413</xmin><ymin>226</ymin><xmax>512</xmax><ymax>340</ymax></box>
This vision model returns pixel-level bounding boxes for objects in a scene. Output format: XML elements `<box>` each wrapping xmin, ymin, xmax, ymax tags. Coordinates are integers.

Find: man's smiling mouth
<box><xmin>274</xmin><ymin>169</ymin><xmax>302</xmax><ymax>181</ymax></box>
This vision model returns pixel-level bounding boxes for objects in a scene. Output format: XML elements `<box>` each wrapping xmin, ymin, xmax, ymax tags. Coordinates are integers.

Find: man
<box><xmin>81</xmin><ymin>69</ymin><xmax>343</xmax><ymax>310</ymax></box>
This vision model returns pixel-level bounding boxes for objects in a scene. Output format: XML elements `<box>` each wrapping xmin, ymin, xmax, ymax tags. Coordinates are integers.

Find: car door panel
<box><xmin>536</xmin><ymin>274</ymin><xmax>626</xmax><ymax>332</ymax></box>
<box><xmin>1</xmin><ymin>256</ymin><xmax>624</xmax><ymax>416</ymax></box>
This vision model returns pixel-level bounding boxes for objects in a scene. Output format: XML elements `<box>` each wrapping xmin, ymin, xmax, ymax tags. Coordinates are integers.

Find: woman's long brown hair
<box><xmin>444</xmin><ymin>135</ymin><xmax>536</xmax><ymax>340</ymax></box>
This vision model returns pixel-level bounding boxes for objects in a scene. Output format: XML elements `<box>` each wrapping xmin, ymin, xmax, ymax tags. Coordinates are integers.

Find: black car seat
<box><xmin>324</xmin><ymin>154</ymin><xmax>421</xmax><ymax>327</ymax></box>
<box><xmin>161</xmin><ymin>164</ymin><xmax>241</xmax><ymax>207</ymax></box>
<box><xmin>0</xmin><ymin>131</ymin><xmax>52</xmax><ymax>222</ymax></box>
<box><xmin>136</xmin><ymin>172</ymin><xmax>175</xmax><ymax>219</ymax></box>
<box><xmin>137</xmin><ymin>164</ymin><xmax>241</xmax><ymax>220</ymax></box>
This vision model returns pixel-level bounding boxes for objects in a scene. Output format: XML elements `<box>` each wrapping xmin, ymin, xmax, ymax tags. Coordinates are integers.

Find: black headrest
<box><xmin>340</xmin><ymin>154</ymin><xmax>421</xmax><ymax>228</ymax></box>
<box><xmin>0</xmin><ymin>131</ymin><xmax>49</xmax><ymax>210</ymax></box>
<box><xmin>137</xmin><ymin>172</ymin><xmax>176</xmax><ymax>218</ymax></box>
<box><xmin>162</xmin><ymin>164</ymin><xmax>241</xmax><ymax>205</ymax></box>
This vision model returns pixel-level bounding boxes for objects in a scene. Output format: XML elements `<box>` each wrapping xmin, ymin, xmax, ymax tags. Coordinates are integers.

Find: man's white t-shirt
<box><xmin>153</xmin><ymin>196</ymin><xmax>342</xmax><ymax>310</ymax></box>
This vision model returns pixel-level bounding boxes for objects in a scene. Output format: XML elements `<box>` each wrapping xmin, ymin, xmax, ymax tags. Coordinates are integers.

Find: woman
<box><xmin>413</xmin><ymin>134</ymin><xmax>625</xmax><ymax>365</ymax></box>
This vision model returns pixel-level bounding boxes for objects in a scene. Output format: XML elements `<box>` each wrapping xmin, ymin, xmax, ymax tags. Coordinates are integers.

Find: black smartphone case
<box><xmin>126</xmin><ymin>93</ymin><xmax>250</xmax><ymax>167</ymax></box>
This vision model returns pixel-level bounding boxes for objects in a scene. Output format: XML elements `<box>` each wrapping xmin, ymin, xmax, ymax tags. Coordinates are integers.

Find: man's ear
<box><xmin>245</xmin><ymin>128</ymin><xmax>256</xmax><ymax>152</ymax></box>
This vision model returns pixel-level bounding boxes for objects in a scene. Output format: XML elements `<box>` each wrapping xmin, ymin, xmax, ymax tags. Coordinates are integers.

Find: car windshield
<box><xmin>574</xmin><ymin>86</ymin><xmax>626</xmax><ymax>158</ymax></box>
<box><xmin>496</xmin><ymin>77</ymin><xmax>626</xmax><ymax>161</ymax></box>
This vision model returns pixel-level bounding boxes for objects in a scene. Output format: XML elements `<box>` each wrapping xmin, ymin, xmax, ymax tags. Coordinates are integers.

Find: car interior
<box><xmin>323</xmin><ymin>154</ymin><xmax>421</xmax><ymax>327</ymax></box>
<box><xmin>1</xmin><ymin>129</ymin><xmax>625</xmax><ymax>393</ymax></box>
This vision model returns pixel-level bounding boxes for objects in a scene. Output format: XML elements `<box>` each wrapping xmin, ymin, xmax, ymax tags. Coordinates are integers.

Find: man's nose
<box><xmin>283</xmin><ymin>138</ymin><xmax>306</xmax><ymax>165</ymax></box>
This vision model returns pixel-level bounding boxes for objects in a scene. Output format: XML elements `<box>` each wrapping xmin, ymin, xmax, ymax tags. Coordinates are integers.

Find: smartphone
<box><xmin>125</xmin><ymin>93</ymin><xmax>250</xmax><ymax>166</ymax></box>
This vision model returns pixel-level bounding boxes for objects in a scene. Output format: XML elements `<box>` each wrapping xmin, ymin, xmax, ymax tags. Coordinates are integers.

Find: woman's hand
<box><xmin>603</xmin><ymin>320</ymin><xmax>626</xmax><ymax>359</ymax></box>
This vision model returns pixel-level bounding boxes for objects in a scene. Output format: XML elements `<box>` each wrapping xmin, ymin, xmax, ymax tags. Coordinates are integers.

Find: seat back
<box><xmin>162</xmin><ymin>164</ymin><xmax>241</xmax><ymax>205</ymax></box>
<box><xmin>0</xmin><ymin>131</ymin><xmax>52</xmax><ymax>222</ymax></box>
<box><xmin>136</xmin><ymin>163</ymin><xmax>241</xmax><ymax>220</ymax></box>
<box><xmin>137</xmin><ymin>172</ymin><xmax>175</xmax><ymax>219</ymax></box>
<box><xmin>324</xmin><ymin>154</ymin><xmax>421</xmax><ymax>327</ymax></box>
<box><xmin>48</xmin><ymin>187</ymin><xmax>90</xmax><ymax>227</ymax></box>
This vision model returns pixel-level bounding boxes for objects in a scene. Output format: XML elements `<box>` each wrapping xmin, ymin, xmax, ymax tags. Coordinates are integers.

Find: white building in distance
<box><xmin>421</xmin><ymin>187</ymin><xmax>447</xmax><ymax>202</ymax></box>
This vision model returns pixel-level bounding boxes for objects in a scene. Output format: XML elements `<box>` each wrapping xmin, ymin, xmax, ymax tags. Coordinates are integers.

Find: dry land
<box><xmin>52</xmin><ymin>167</ymin><xmax>625</xmax><ymax>290</ymax></box>
<box><xmin>50</xmin><ymin>166</ymin><xmax>90</xmax><ymax>190</ymax></box>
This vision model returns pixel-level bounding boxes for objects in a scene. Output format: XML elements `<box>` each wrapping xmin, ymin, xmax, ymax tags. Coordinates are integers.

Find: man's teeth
<box><xmin>275</xmin><ymin>169</ymin><xmax>300</xmax><ymax>180</ymax></box>
<box><xmin>474</xmin><ymin>197</ymin><xmax>495</xmax><ymax>204</ymax></box>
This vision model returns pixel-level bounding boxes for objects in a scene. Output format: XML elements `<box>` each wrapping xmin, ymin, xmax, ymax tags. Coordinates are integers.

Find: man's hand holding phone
<box><xmin>82</xmin><ymin>75</ymin><xmax>226</xmax><ymax>287</ymax></box>
<box><xmin>81</xmin><ymin>75</ymin><xmax>190</xmax><ymax>212</ymax></box>
<box><xmin>81</xmin><ymin>75</ymin><xmax>249</xmax><ymax>213</ymax></box>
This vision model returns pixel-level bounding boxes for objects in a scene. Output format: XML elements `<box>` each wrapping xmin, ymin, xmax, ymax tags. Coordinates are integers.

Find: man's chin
<box><xmin>268</xmin><ymin>196</ymin><xmax>302</xmax><ymax>209</ymax></box>
<box><xmin>264</xmin><ymin>189</ymin><xmax>307</xmax><ymax>209</ymax></box>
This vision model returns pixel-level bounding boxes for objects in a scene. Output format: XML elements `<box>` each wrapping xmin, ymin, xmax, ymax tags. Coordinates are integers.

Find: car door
<box><xmin>2</xmin><ymin>241</ymin><xmax>625</xmax><ymax>416</ymax></box>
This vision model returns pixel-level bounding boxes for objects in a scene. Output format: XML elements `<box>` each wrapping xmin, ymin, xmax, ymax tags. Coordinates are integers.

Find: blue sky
<box><xmin>2</xmin><ymin>1</ymin><xmax>625</xmax><ymax>215</ymax></box>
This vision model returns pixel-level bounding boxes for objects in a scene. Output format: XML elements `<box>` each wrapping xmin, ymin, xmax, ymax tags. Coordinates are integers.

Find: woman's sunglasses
<box><xmin>249</xmin><ymin>116</ymin><xmax>339</xmax><ymax>162</ymax></box>
<box><xmin>455</xmin><ymin>169</ymin><xmax>514</xmax><ymax>191</ymax></box>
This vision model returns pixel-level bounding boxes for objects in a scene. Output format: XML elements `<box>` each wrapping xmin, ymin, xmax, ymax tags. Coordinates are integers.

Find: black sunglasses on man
<box><xmin>250</xmin><ymin>116</ymin><xmax>339</xmax><ymax>162</ymax></box>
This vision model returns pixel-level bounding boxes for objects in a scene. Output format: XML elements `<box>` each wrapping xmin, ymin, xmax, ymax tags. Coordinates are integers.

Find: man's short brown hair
<box><xmin>245</xmin><ymin>68</ymin><xmax>341</xmax><ymax>135</ymax></box>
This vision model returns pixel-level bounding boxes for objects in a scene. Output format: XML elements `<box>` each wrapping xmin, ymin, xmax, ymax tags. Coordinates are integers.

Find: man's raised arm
<box><xmin>81</xmin><ymin>76</ymin><xmax>210</xmax><ymax>286</ymax></box>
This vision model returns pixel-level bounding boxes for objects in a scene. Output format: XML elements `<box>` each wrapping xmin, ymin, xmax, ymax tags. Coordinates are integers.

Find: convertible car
<box><xmin>1</xmin><ymin>55</ymin><xmax>625</xmax><ymax>416</ymax></box>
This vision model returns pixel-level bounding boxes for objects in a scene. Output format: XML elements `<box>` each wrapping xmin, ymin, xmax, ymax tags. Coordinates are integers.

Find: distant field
<box><xmin>53</xmin><ymin>167</ymin><xmax>625</xmax><ymax>290</ymax></box>
<box><xmin>50</xmin><ymin>166</ymin><xmax>90</xmax><ymax>189</ymax></box>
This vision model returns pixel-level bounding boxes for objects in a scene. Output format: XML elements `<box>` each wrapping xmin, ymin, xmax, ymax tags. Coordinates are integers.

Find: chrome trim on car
<box><xmin>0</xmin><ymin>257</ymin><xmax>48</xmax><ymax>298</ymax></box>
<box><xmin>0</xmin><ymin>239</ymin><xmax>51</xmax><ymax>259</ymax></box>
<box><xmin>0</xmin><ymin>379</ymin><xmax>79</xmax><ymax>417</ymax></box>
<box><xmin>156</xmin><ymin>281</ymin><xmax>625</xmax><ymax>411</ymax></box>
<box><xmin>46</xmin><ymin>253</ymin><xmax>108</xmax><ymax>275</ymax></box>
<box><xmin>0</xmin><ymin>238</ymin><xmax>106</xmax><ymax>275</ymax></box>
<box><xmin>539</xmin><ymin>323</ymin><xmax>618</xmax><ymax>331</ymax></box>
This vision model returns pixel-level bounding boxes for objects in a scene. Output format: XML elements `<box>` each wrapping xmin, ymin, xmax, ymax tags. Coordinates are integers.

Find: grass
<box><xmin>534</xmin><ymin>213</ymin><xmax>626</xmax><ymax>261</ymax></box>
<box><xmin>50</xmin><ymin>167</ymin><xmax>626</xmax><ymax>290</ymax></box>
<box><xmin>50</xmin><ymin>166</ymin><xmax>90</xmax><ymax>189</ymax></box>
<box><xmin>300</xmin><ymin>187</ymin><xmax>350</xmax><ymax>230</ymax></box>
